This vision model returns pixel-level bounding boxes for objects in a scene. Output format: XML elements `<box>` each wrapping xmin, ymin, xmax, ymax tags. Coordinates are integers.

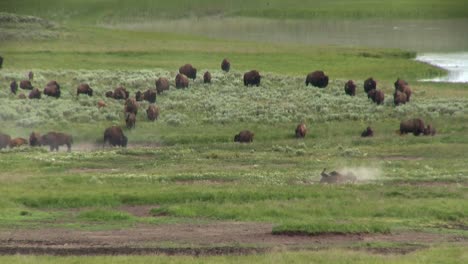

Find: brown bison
<box><xmin>142</xmin><ymin>89</ymin><xmax>157</xmax><ymax>103</ymax></box>
<box><xmin>28</xmin><ymin>88</ymin><xmax>41</xmax><ymax>99</ymax></box>
<box><xmin>364</xmin><ymin>77</ymin><xmax>377</xmax><ymax>93</ymax></box>
<box><xmin>113</xmin><ymin>86</ymin><xmax>129</xmax><ymax>100</ymax></box>
<box><xmin>394</xmin><ymin>78</ymin><xmax>408</xmax><ymax>90</ymax></box>
<box><xmin>320</xmin><ymin>168</ymin><xmax>357</xmax><ymax>184</ymax></box>
<box><xmin>77</xmin><ymin>83</ymin><xmax>93</xmax><ymax>96</ymax></box>
<box><xmin>126</xmin><ymin>112</ymin><xmax>136</xmax><ymax>129</ymax></box>
<box><xmin>0</xmin><ymin>56</ymin><xmax>3</xmax><ymax>68</ymax></box>
<box><xmin>243</xmin><ymin>70</ymin><xmax>261</xmax><ymax>86</ymax></box>
<box><xmin>29</xmin><ymin>132</ymin><xmax>41</xmax><ymax>147</ymax></box>
<box><xmin>234</xmin><ymin>130</ymin><xmax>254</xmax><ymax>143</ymax></box>
<box><xmin>179</xmin><ymin>64</ymin><xmax>197</xmax><ymax>80</ymax></box>
<box><xmin>393</xmin><ymin>91</ymin><xmax>408</xmax><ymax>106</ymax></box>
<box><xmin>9</xmin><ymin>138</ymin><xmax>28</xmax><ymax>148</ymax></box>
<box><xmin>105</xmin><ymin>91</ymin><xmax>114</xmax><ymax>98</ymax></box>
<box><xmin>423</xmin><ymin>124</ymin><xmax>436</xmax><ymax>136</ymax></box>
<box><xmin>395</xmin><ymin>81</ymin><xmax>412</xmax><ymax>102</ymax></box>
<box><xmin>124</xmin><ymin>98</ymin><xmax>139</xmax><ymax>115</ymax></box>
<box><xmin>146</xmin><ymin>104</ymin><xmax>160</xmax><ymax>121</ymax></box>
<box><xmin>28</xmin><ymin>71</ymin><xmax>34</xmax><ymax>80</ymax></box>
<box><xmin>344</xmin><ymin>80</ymin><xmax>356</xmax><ymax>96</ymax></box>
<box><xmin>295</xmin><ymin>123</ymin><xmax>307</xmax><ymax>138</ymax></box>
<box><xmin>156</xmin><ymin>77</ymin><xmax>170</xmax><ymax>94</ymax></box>
<box><xmin>221</xmin><ymin>58</ymin><xmax>231</xmax><ymax>72</ymax></box>
<box><xmin>203</xmin><ymin>71</ymin><xmax>212</xmax><ymax>83</ymax></box>
<box><xmin>104</xmin><ymin>126</ymin><xmax>128</xmax><ymax>147</ymax></box>
<box><xmin>18</xmin><ymin>93</ymin><xmax>26</xmax><ymax>99</ymax></box>
<box><xmin>97</xmin><ymin>100</ymin><xmax>106</xmax><ymax>108</ymax></box>
<box><xmin>305</xmin><ymin>71</ymin><xmax>328</xmax><ymax>88</ymax></box>
<box><xmin>135</xmin><ymin>91</ymin><xmax>143</xmax><ymax>101</ymax></box>
<box><xmin>368</xmin><ymin>89</ymin><xmax>384</xmax><ymax>105</ymax></box>
<box><xmin>0</xmin><ymin>133</ymin><xmax>11</xmax><ymax>149</ymax></box>
<box><xmin>40</xmin><ymin>132</ymin><xmax>73</xmax><ymax>152</ymax></box>
<box><xmin>175</xmin><ymin>73</ymin><xmax>189</xmax><ymax>89</ymax></box>
<box><xmin>361</xmin><ymin>126</ymin><xmax>374</xmax><ymax>137</ymax></box>
<box><xmin>10</xmin><ymin>80</ymin><xmax>18</xmax><ymax>94</ymax></box>
<box><xmin>20</xmin><ymin>80</ymin><xmax>33</xmax><ymax>90</ymax></box>
<box><xmin>400</xmin><ymin>118</ymin><xmax>425</xmax><ymax>136</ymax></box>
<box><xmin>43</xmin><ymin>80</ymin><xmax>61</xmax><ymax>98</ymax></box>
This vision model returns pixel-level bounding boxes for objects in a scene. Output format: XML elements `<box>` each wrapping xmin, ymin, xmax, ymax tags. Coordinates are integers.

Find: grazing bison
<box><xmin>305</xmin><ymin>71</ymin><xmax>329</xmax><ymax>88</ymax></box>
<box><xmin>40</xmin><ymin>132</ymin><xmax>73</xmax><ymax>152</ymax></box>
<box><xmin>175</xmin><ymin>73</ymin><xmax>189</xmax><ymax>89</ymax></box>
<box><xmin>104</xmin><ymin>126</ymin><xmax>127</xmax><ymax>147</ymax></box>
<box><xmin>320</xmin><ymin>168</ymin><xmax>357</xmax><ymax>184</ymax></box>
<box><xmin>97</xmin><ymin>100</ymin><xmax>106</xmax><ymax>108</ymax></box>
<box><xmin>105</xmin><ymin>91</ymin><xmax>114</xmax><ymax>98</ymax></box>
<box><xmin>29</xmin><ymin>132</ymin><xmax>41</xmax><ymax>147</ymax></box>
<box><xmin>28</xmin><ymin>71</ymin><xmax>34</xmax><ymax>80</ymax></box>
<box><xmin>142</xmin><ymin>89</ymin><xmax>157</xmax><ymax>103</ymax></box>
<box><xmin>126</xmin><ymin>112</ymin><xmax>136</xmax><ymax>129</ymax></box>
<box><xmin>77</xmin><ymin>83</ymin><xmax>93</xmax><ymax>96</ymax></box>
<box><xmin>368</xmin><ymin>89</ymin><xmax>384</xmax><ymax>105</ymax></box>
<box><xmin>344</xmin><ymin>80</ymin><xmax>356</xmax><ymax>96</ymax></box>
<box><xmin>396</xmin><ymin>84</ymin><xmax>412</xmax><ymax>102</ymax></box>
<box><xmin>361</xmin><ymin>126</ymin><xmax>374</xmax><ymax>137</ymax></box>
<box><xmin>146</xmin><ymin>104</ymin><xmax>160</xmax><ymax>121</ymax></box>
<box><xmin>394</xmin><ymin>78</ymin><xmax>408</xmax><ymax>90</ymax></box>
<box><xmin>203</xmin><ymin>71</ymin><xmax>212</xmax><ymax>83</ymax></box>
<box><xmin>0</xmin><ymin>55</ymin><xmax>3</xmax><ymax>68</ymax></box>
<box><xmin>400</xmin><ymin>118</ymin><xmax>425</xmax><ymax>136</ymax></box>
<box><xmin>364</xmin><ymin>77</ymin><xmax>377</xmax><ymax>93</ymax></box>
<box><xmin>423</xmin><ymin>124</ymin><xmax>436</xmax><ymax>136</ymax></box>
<box><xmin>156</xmin><ymin>77</ymin><xmax>170</xmax><ymax>94</ymax></box>
<box><xmin>18</xmin><ymin>93</ymin><xmax>26</xmax><ymax>99</ymax></box>
<box><xmin>221</xmin><ymin>58</ymin><xmax>230</xmax><ymax>72</ymax></box>
<box><xmin>20</xmin><ymin>80</ymin><xmax>33</xmax><ymax>90</ymax></box>
<box><xmin>393</xmin><ymin>91</ymin><xmax>408</xmax><ymax>106</ymax></box>
<box><xmin>113</xmin><ymin>86</ymin><xmax>129</xmax><ymax>100</ymax></box>
<box><xmin>234</xmin><ymin>130</ymin><xmax>254</xmax><ymax>143</ymax></box>
<box><xmin>43</xmin><ymin>80</ymin><xmax>61</xmax><ymax>98</ymax></box>
<box><xmin>0</xmin><ymin>133</ymin><xmax>11</xmax><ymax>149</ymax></box>
<box><xmin>10</xmin><ymin>80</ymin><xmax>18</xmax><ymax>94</ymax></box>
<box><xmin>124</xmin><ymin>98</ymin><xmax>139</xmax><ymax>115</ymax></box>
<box><xmin>9</xmin><ymin>138</ymin><xmax>28</xmax><ymax>148</ymax></box>
<box><xmin>135</xmin><ymin>91</ymin><xmax>143</xmax><ymax>101</ymax></box>
<box><xmin>28</xmin><ymin>88</ymin><xmax>41</xmax><ymax>99</ymax></box>
<box><xmin>179</xmin><ymin>64</ymin><xmax>197</xmax><ymax>80</ymax></box>
<box><xmin>295</xmin><ymin>123</ymin><xmax>307</xmax><ymax>138</ymax></box>
<box><xmin>243</xmin><ymin>70</ymin><xmax>261</xmax><ymax>87</ymax></box>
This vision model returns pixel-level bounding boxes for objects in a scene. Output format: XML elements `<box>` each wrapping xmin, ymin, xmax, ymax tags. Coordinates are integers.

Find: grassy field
<box><xmin>0</xmin><ymin>0</ymin><xmax>467</xmax><ymax>263</ymax></box>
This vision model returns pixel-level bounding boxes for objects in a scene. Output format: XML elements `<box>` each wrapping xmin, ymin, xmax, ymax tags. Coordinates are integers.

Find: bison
<box><xmin>113</xmin><ymin>86</ymin><xmax>129</xmax><ymax>100</ymax></box>
<box><xmin>156</xmin><ymin>77</ymin><xmax>170</xmax><ymax>94</ymax></box>
<box><xmin>364</xmin><ymin>77</ymin><xmax>377</xmax><ymax>93</ymax></box>
<box><xmin>40</xmin><ymin>132</ymin><xmax>73</xmax><ymax>152</ymax></box>
<box><xmin>126</xmin><ymin>112</ymin><xmax>136</xmax><ymax>129</ymax></box>
<box><xmin>320</xmin><ymin>168</ymin><xmax>357</xmax><ymax>184</ymax></box>
<box><xmin>105</xmin><ymin>91</ymin><xmax>114</xmax><ymax>98</ymax></box>
<box><xmin>243</xmin><ymin>70</ymin><xmax>261</xmax><ymax>87</ymax></box>
<box><xmin>28</xmin><ymin>71</ymin><xmax>34</xmax><ymax>80</ymax></box>
<box><xmin>221</xmin><ymin>58</ymin><xmax>231</xmax><ymax>72</ymax></box>
<box><xmin>9</xmin><ymin>138</ymin><xmax>28</xmax><ymax>148</ymax></box>
<box><xmin>124</xmin><ymin>98</ymin><xmax>139</xmax><ymax>115</ymax></box>
<box><xmin>344</xmin><ymin>80</ymin><xmax>356</xmax><ymax>96</ymax></box>
<box><xmin>203</xmin><ymin>71</ymin><xmax>212</xmax><ymax>83</ymax></box>
<box><xmin>368</xmin><ymin>89</ymin><xmax>384</xmax><ymax>105</ymax></box>
<box><xmin>305</xmin><ymin>71</ymin><xmax>328</xmax><ymax>88</ymax></box>
<box><xmin>104</xmin><ymin>126</ymin><xmax>128</xmax><ymax>147</ymax></box>
<box><xmin>29</xmin><ymin>132</ymin><xmax>41</xmax><ymax>147</ymax></box>
<box><xmin>234</xmin><ymin>130</ymin><xmax>254</xmax><ymax>143</ymax></box>
<box><xmin>43</xmin><ymin>80</ymin><xmax>61</xmax><ymax>98</ymax></box>
<box><xmin>395</xmin><ymin>84</ymin><xmax>412</xmax><ymax>102</ymax></box>
<box><xmin>394</xmin><ymin>78</ymin><xmax>408</xmax><ymax>90</ymax></box>
<box><xmin>77</xmin><ymin>83</ymin><xmax>93</xmax><ymax>96</ymax></box>
<box><xmin>20</xmin><ymin>80</ymin><xmax>33</xmax><ymax>90</ymax></box>
<box><xmin>393</xmin><ymin>91</ymin><xmax>408</xmax><ymax>106</ymax></box>
<box><xmin>423</xmin><ymin>124</ymin><xmax>436</xmax><ymax>136</ymax></box>
<box><xmin>175</xmin><ymin>73</ymin><xmax>189</xmax><ymax>89</ymax></box>
<box><xmin>135</xmin><ymin>91</ymin><xmax>143</xmax><ymax>101</ymax></box>
<box><xmin>28</xmin><ymin>88</ymin><xmax>41</xmax><ymax>99</ymax></box>
<box><xmin>97</xmin><ymin>100</ymin><xmax>106</xmax><ymax>108</ymax></box>
<box><xmin>400</xmin><ymin>118</ymin><xmax>425</xmax><ymax>136</ymax></box>
<box><xmin>10</xmin><ymin>80</ymin><xmax>18</xmax><ymax>94</ymax></box>
<box><xmin>361</xmin><ymin>126</ymin><xmax>374</xmax><ymax>137</ymax></box>
<box><xmin>295</xmin><ymin>123</ymin><xmax>307</xmax><ymax>138</ymax></box>
<box><xmin>142</xmin><ymin>89</ymin><xmax>157</xmax><ymax>103</ymax></box>
<box><xmin>179</xmin><ymin>64</ymin><xmax>197</xmax><ymax>80</ymax></box>
<box><xmin>0</xmin><ymin>55</ymin><xmax>3</xmax><ymax>68</ymax></box>
<box><xmin>0</xmin><ymin>133</ymin><xmax>11</xmax><ymax>149</ymax></box>
<box><xmin>146</xmin><ymin>104</ymin><xmax>160</xmax><ymax>121</ymax></box>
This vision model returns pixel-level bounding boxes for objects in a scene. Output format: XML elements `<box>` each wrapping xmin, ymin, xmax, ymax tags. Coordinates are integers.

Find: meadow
<box><xmin>0</xmin><ymin>0</ymin><xmax>467</xmax><ymax>263</ymax></box>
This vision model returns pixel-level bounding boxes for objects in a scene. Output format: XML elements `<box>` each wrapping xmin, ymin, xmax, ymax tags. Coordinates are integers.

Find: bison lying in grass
<box><xmin>234</xmin><ymin>130</ymin><xmax>254</xmax><ymax>143</ymax></box>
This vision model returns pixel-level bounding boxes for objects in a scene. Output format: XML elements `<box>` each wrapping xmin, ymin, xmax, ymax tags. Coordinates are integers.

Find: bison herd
<box><xmin>2</xmin><ymin>57</ymin><xmax>437</xmax><ymax>152</ymax></box>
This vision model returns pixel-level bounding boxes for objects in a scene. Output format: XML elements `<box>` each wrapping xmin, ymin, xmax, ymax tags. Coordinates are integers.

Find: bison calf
<box><xmin>9</xmin><ymin>138</ymin><xmax>28</xmax><ymax>148</ymax></box>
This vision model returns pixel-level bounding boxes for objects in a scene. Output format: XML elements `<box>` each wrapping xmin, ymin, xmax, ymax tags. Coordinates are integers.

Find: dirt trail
<box><xmin>0</xmin><ymin>222</ymin><xmax>465</xmax><ymax>256</ymax></box>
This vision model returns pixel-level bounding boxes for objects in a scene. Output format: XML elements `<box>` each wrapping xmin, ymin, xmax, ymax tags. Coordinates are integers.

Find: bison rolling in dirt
<box><xmin>40</xmin><ymin>132</ymin><xmax>73</xmax><ymax>152</ymax></box>
<box><xmin>175</xmin><ymin>74</ymin><xmax>189</xmax><ymax>89</ymax></box>
<box><xmin>9</xmin><ymin>138</ymin><xmax>28</xmax><ymax>148</ymax></box>
<box><xmin>20</xmin><ymin>80</ymin><xmax>33</xmax><ymax>90</ymax></box>
<box><xmin>77</xmin><ymin>83</ymin><xmax>93</xmax><ymax>96</ymax></box>
<box><xmin>295</xmin><ymin>123</ymin><xmax>307</xmax><ymax>138</ymax></box>
<box><xmin>146</xmin><ymin>105</ymin><xmax>160</xmax><ymax>121</ymax></box>
<box><xmin>234</xmin><ymin>130</ymin><xmax>254</xmax><ymax>143</ymax></box>
<box><xmin>104</xmin><ymin>126</ymin><xmax>127</xmax><ymax>147</ymax></box>
<box><xmin>361</xmin><ymin>126</ymin><xmax>374</xmax><ymax>137</ymax></box>
<box><xmin>243</xmin><ymin>70</ymin><xmax>261</xmax><ymax>87</ymax></box>
<box><xmin>400</xmin><ymin>118</ymin><xmax>425</xmax><ymax>136</ymax></box>
<box><xmin>203</xmin><ymin>71</ymin><xmax>212</xmax><ymax>84</ymax></box>
<box><xmin>364</xmin><ymin>77</ymin><xmax>377</xmax><ymax>93</ymax></box>
<box><xmin>221</xmin><ymin>58</ymin><xmax>231</xmax><ymax>72</ymax></box>
<box><xmin>43</xmin><ymin>80</ymin><xmax>61</xmax><ymax>98</ymax></box>
<box><xmin>320</xmin><ymin>168</ymin><xmax>357</xmax><ymax>184</ymax></box>
<box><xmin>179</xmin><ymin>64</ymin><xmax>197</xmax><ymax>80</ymax></box>
<box><xmin>0</xmin><ymin>133</ymin><xmax>11</xmax><ymax>149</ymax></box>
<box><xmin>28</xmin><ymin>88</ymin><xmax>41</xmax><ymax>99</ymax></box>
<box><xmin>156</xmin><ymin>77</ymin><xmax>170</xmax><ymax>94</ymax></box>
<box><xmin>10</xmin><ymin>80</ymin><xmax>18</xmax><ymax>94</ymax></box>
<box><xmin>344</xmin><ymin>80</ymin><xmax>356</xmax><ymax>96</ymax></box>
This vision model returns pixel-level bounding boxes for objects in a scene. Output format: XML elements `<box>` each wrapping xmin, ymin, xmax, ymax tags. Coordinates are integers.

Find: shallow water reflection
<box><xmin>416</xmin><ymin>53</ymin><xmax>468</xmax><ymax>83</ymax></box>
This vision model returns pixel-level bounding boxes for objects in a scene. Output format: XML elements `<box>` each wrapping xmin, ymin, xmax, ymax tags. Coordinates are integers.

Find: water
<box><xmin>416</xmin><ymin>53</ymin><xmax>468</xmax><ymax>83</ymax></box>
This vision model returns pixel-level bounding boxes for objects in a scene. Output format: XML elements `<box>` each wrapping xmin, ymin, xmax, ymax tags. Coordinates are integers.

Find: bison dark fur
<box><xmin>126</xmin><ymin>112</ymin><xmax>136</xmax><ymax>129</ymax></box>
<box><xmin>175</xmin><ymin>74</ymin><xmax>189</xmax><ymax>89</ymax></box>
<box><xmin>143</xmin><ymin>89</ymin><xmax>157</xmax><ymax>103</ymax></box>
<box><xmin>305</xmin><ymin>71</ymin><xmax>328</xmax><ymax>88</ymax></box>
<box><xmin>113</xmin><ymin>86</ymin><xmax>129</xmax><ymax>100</ymax></box>
<box><xmin>77</xmin><ymin>83</ymin><xmax>93</xmax><ymax>96</ymax></box>
<box><xmin>364</xmin><ymin>77</ymin><xmax>377</xmax><ymax>93</ymax></box>
<box><xmin>221</xmin><ymin>58</ymin><xmax>231</xmax><ymax>72</ymax></box>
<box><xmin>43</xmin><ymin>80</ymin><xmax>61</xmax><ymax>98</ymax></box>
<box><xmin>29</xmin><ymin>132</ymin><xmax>41</xmax><ymax>147</ymax></box>
<box><xmin>104</xmin><ymin>126</ymin><xmax>127</xmax><ymax>147</ymax></box>
<box><xmin>0</xmin><ymin>133</ymin><xmax>11</xmax><ymax>149</ymax></box>
<box><xmin>243</xmin><ymin>70</ymin><xmax>261</xmax><ymax>86</ymax></box>
<box><xmin>28</xmin><ymin>88</ymin><xmax>41</xmax><ymax>99</ymax></box>
<box><xmin>295</xmin><ymin>123</ymin><xmax>307</xmax><ymax>138</ymax></box>
<box><xmin>146</xmin><ymin>104</ymin><xmax>160</xmax><ymax>121</ymax></box>
<box><xmin>10</xmin><ymin>80</ymin><xmax>18</xmax><ymax>94</ymax></box>
<box><xmin>400</xmin><ymin>118</ymin><xmax>425</xmax><ymax>136</ymax></box>
<box><xmin>179</xmin><ymin>64</ymin><xmax>197</xmax><ymax>80</ymax></box>
<box><xmin>394</xmin><ymin>91</ymin><xmax>408</xmax><ymax>106</ymax></box>
<box><xmin>368</xmin><ymin>89</ymin><xmax>384</xmax><ymax>105</ymax></box>
<box><xmin>234</xmin><ymin>130</ymin><xmax>254</xmax><ymax>143</ymax></box>
<box><xmin>361</xmin><ymin>126</ymin><xmax>374</xmax><ymax>137</ymax></box>
<box><xmin>156</xmin><ymin>77</ymin><xmax>170</xmax><ymax>94</ymax></box>
<box><xmin>20</xmin><ymin>80</ymin><xmax>33</xmax><ymax>90</ymax></box>
<box><xmin>40</xmin><ymin>132</ymin><xmax>73</xmax><ymax>152</ymax></box>
<box><xmin>203</xmin><ymin>71</ymin><xmax>212</xmax><ymax>83</ymax></box>
<box><xmin>344</xmin><ymin>80</ymin><xmax>356</xmax><ymax>96</ymax></box>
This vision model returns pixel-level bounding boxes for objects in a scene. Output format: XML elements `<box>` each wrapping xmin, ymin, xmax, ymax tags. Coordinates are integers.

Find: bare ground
<box><xmin>0</xmin><ymin>222</ymin><xmax>466</xmax><ymax>256</ymax></box>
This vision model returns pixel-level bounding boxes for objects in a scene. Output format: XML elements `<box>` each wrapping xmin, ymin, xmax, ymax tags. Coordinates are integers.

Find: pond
<box><xmin>416</xmin><ymin>53</ymin><xmax>468</xmax><ymax>83</ymax></box>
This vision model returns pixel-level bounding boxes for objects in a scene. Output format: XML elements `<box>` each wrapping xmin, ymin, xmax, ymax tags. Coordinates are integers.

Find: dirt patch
<box><xmin>118</xmin><ymin>205</ymin><xmax>158</xmax><ymax>217</ymax></box>
<box><xmin>362</xmin><ymin>245</ymin><xmax>427</xmax><ymax>255</ymax></box>
<box><xmin>378</xmin><ymin>155</ymin><xmax>424</xmax><ymax>161</ymax></box>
